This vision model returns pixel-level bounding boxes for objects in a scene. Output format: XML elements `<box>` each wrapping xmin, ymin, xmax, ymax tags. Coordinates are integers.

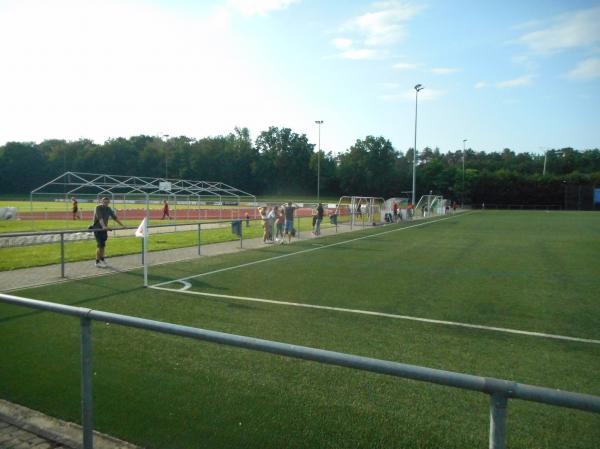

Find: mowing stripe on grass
<box><xmin>151</xmin><ymin>285</ymin><xmax>600</xmax><ymax>345</ymax></box>
<box><xmin>151</xmin><ymin>213</ymin><xmax>469</xmax><ymax>288</ymax></box>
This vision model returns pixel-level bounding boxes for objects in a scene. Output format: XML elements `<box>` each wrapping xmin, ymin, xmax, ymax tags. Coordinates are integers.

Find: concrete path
<box><xmin>0</xmin><ymin>400</ymin><xmax>140</xmax><ymax>449</ymax></box>
<box><xmin>0</xmin><ymin>224</ymin><xmax>360</xmax><ymax>293</ymax></box>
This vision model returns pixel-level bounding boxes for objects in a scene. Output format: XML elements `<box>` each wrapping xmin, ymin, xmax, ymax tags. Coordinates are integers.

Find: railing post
<box><xmin>489</xmin><ymin>393</ymin><xmax>508</xmax><ymax>449</ymax></box>
<box><xmin>60</xmin><ymin>233</ymin><xmax>65</xmax><ymax>278</ymax></box>
<box><xmin>197</xmin><ymin>223</ymin><xmax>201</xmax><ymax>256</ymax></box>
<box><xmin>80</xmin><ymin>316</ymin><xmax>94</xmax><ymax>449</ymax></box>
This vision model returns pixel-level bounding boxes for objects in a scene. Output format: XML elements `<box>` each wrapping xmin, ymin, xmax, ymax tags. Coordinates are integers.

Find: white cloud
<box><xmin>565</xmin><ymin>57</ymin><xmax>600</xmax><ymax>81</ymax></box>
<box><xmin>430</xmin><ymin>67</ymin><xmax>459</xmax><ymax>75</ymax></box>
<box><xmin>474</xmin><ymin>81</ymin><xmax>487</xmax><ymax>89</ymax></box>
<box><xmin>339</xmin><ymin>49</ymin><xmax>380</xmax><ymax>60</ymax></box>
<box><xmin>346</xmin><ymin>1</ymin><xmax>424</xmax><ymax>46</ymax></box>
<box><xmin>332</xmin><ymin>38</ymin><xmax>353</xmax><ymax>50</ymax></box>
<box><xmin>519</xmin><ymin>6</ymin><xmax>600</xmax><ymax>54</ymax></box>
<box><xmin>496</xmin><ymin>75</ymin><xmax>535</xmax><ymax>88</ymax></box>
<box><xmin>393</xmin><ymin>62</ymin><xmax>418</xmax><ymax>70</ymax></box>
<box><xmin>228</xmin><ymin>0</ymin><xmax>299</xmax><ymax>16</ymax></box>
<box><xmin>333</xmin><ymin>0</ymin><xmax>424</xmax><ymax>59</ymax></box>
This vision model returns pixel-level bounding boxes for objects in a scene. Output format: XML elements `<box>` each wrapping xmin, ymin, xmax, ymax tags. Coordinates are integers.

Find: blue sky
<box><xmin>0</xmin><ymin>0</ymin><xmax>599</xmax><ymax>155</ymax></box>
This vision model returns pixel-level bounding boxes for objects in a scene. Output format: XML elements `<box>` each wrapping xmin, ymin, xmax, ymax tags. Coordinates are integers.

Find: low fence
<box><xmin>0</xmin><ymin>219</ymin><xmax>250</xmax><ymax>277</ymax></box>
<box><xmin>0</xmin><ymin>214</ymin><xmax>340</xmax><ymax>275</ymax></box>
<box><xmin>1</xmin><ymin>293</ymin><xmax>599</xmax><ymax>449</ymax></box>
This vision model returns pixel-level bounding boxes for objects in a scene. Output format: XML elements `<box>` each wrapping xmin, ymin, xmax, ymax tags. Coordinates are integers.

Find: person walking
<box><xmin>91</xmin><ymin>197</ymin><xmax>124</xmax><ymax>267</ymax></box>
<box><xmin>315</xmin><ymin>203</ymin><xmax>324</xmax><ymax>236</ymax></box>
<box><xmin>161</xmin><ymin>200</ymin><xmax>171</xmax><ymax>220</ymax></box>
<box><xmin>72</xmin><ymin>197</ymin><xmax>80</xmax><ymax>220</ymax></box>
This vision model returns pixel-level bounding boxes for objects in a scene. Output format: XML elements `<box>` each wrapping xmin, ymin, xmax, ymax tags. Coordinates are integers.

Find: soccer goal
<box><xmin>414</xmin><ymin>195</ymin><xmax>447</xmax><ymax>218</ymax></box>
<box><xmin>333</xmin><ymin>196</ymin><xmax>386</xmax><ymax>228</ymax></box>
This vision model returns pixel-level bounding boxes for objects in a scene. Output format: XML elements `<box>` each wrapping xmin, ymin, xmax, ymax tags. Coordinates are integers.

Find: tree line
<box><xmin>1</xmin><ymin>127</ymin><xmax>599</xmax><ymax>208</ymax></box>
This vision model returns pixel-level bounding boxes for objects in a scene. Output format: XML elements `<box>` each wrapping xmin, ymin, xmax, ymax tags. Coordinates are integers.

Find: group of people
<box><xmin>258</xmin><ymin>202</ymin><xmax>296</xmax><ymax>244</ymax></box>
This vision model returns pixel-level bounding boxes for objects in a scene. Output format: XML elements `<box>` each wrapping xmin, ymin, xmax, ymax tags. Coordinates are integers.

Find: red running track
<box><xmin>17</xmin><ymin>207</ymin><xmax>336</xmax><ymax>221</ymax></box>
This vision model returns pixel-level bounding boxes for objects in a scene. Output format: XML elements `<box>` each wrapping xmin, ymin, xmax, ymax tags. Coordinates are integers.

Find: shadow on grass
<box><xmin>0</xmin><ymin>271</ymin><xmax>147</xmax><ymax>323</ymax></box>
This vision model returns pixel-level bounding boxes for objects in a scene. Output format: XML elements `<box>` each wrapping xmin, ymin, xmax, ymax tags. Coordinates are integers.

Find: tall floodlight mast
<box><xmin>412</xmin><ymin>84</ymin><xmax>424</xmax><ymax>205</ymax></box>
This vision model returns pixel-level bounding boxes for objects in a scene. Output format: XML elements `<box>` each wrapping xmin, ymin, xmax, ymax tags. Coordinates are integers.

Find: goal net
<box><xmin>414</xmin><ymin>195</ymin><xmax>448</xmax><ymax>218</ymax></box>
<box><xmin>333</xmin><ymin>196</ymin><xmax>386</xmax><ymax>227</ymax></box>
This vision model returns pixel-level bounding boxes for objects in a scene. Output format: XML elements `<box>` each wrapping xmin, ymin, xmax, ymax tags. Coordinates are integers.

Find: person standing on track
<box><xmin>92</xmin><ymin>197</ymin><xmax>124</xmax><ymax>268</ymax></box>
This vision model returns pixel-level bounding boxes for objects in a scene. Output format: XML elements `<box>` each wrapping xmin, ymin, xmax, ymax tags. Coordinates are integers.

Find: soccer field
<box><xmin>1</xmin><ymin>211</ymin><xmax>599</xmax><ymax>448</ymax></box>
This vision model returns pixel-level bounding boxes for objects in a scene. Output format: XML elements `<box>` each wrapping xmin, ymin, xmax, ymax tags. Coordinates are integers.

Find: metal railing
<box><xmin>1</xmin><ymin>293</ymin><xmax>599</xmax><ymax>449</ymax></box>
<box><xmin>0</xmin><ymin>219</ymin><xmax>248</xmax><ymax>277</ymax></box>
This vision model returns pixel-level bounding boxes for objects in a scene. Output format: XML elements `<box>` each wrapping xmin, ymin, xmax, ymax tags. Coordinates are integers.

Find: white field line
<box><xmin>152</xmin><ymin>214</ymin><xmax>466</xmax><ymax>288</ymax></box>
<box><xmin>150</xmin><ymin>285</ymin><xmax>600</xmax><ymax>345</ymax></box>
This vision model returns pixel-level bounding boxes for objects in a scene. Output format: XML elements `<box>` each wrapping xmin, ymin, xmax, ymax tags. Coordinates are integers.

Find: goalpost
<box><xmin>334</xmin><ymin>196</ymin><xmax>386</xmax><ymax>228</ymax></box>
<box><xmin>414</xmin><ymin>195</ymin><xmax>447</xmax><ymax>218</ymax></box>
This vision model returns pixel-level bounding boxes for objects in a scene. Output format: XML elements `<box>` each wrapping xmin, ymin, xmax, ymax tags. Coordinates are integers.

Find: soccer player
<box><xmin>92</xmin><ymin>197</ymin><xmax>124</xmax><ymax>267</ymax></box>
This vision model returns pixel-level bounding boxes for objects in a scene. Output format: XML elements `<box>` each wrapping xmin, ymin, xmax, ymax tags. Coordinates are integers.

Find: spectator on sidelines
<box><xmin>245</xmin><ymin>212</ymin><xmax>250</xmax><ymax>227</ymax></box>
<box><xmin>407</xmin><ymin>202</ymin><xmax>414</xmax><ymax>219</ymax></box>
<box><xmin>315</xmin><ymin>203</ymin><xmax>324</xmax><ymax>236</ymax></box>
<box><xmin>91</xmin><ymin>197</ymin><xmax>124</xmax><ymax>268</ymax></box>
<box><xmin>283</xmin><ymin>201</ymin><xmax>296</xmax><ymax>244</ymax></box>
<box><xmin>392</xmin><ymin>202</ymin><xmax>398</xmax><ymax>222</ymax></box>
<box><xmin>258</xmin><ymin>207</ymin><xmax>270</xmax><ymax>243</ymax></box>
<box><xmin>267</xmin><ymin>206</ymin><xmax>276</xmax><ymax>242</ymax></box>
<box><xmin>274</xmin><ymin>206</ymin><xmax>284</xmax><ymax>241</ymax></box>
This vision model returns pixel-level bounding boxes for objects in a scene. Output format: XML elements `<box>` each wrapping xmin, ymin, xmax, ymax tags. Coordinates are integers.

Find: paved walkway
<box><xmin>0</xmin><ymin>400</ymin><xmax>139</xmax><ymax>449</ymax></box>
<box><xmin>0</xmin><ymin>223</ymin><xmax>361</xmax><ymax>293</ymax></box>
<box><xmin>0</xmin><ymin>223</ymin><xmax>363</xmax><ymax>447</ymax></box>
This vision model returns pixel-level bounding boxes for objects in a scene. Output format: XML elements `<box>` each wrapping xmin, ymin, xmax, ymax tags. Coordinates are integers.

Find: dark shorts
<box><xmin>94</xmin><ymin>231</ymin><xmax>108</xmax><ymax>248</ymax></box>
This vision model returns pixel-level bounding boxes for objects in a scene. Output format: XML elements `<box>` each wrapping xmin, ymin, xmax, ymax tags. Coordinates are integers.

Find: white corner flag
<box><xmin>135</xmin><ymin>217</ymin><xmax>147</xmax><ymax>237</ymax></box>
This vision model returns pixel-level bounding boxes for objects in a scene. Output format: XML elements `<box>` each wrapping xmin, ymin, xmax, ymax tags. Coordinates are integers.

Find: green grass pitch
<box><xmin>1</xmin><ymin>211</ymin><xmax>599</xmax><ymax>448</ymax></box>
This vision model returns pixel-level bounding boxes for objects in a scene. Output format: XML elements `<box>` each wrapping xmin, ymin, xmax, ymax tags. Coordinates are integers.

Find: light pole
<box><xmin>412</xmin><ymin>84</ymin><xmax>424</xmax><ymax>205</ymax></box>
<box><xmin>315</xmin><ymin>120</ymin><xmax>324</xmax><ymax>202</ymax></box>
<box><xmin>462</xmin><ymin>139</ymin><xmax>467</xmax><ymax>208</ymax></box>
<box><xmin>163</xmin><ymin>134</ymin><xmax>170</xmax><ymax>178</ymax></box>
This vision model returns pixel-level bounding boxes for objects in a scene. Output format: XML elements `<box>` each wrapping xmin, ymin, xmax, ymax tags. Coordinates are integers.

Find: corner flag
<box><xmin>135</xmin><ymin>218</ymin><xmax>147</xmax><ymax>237</ymax></box>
